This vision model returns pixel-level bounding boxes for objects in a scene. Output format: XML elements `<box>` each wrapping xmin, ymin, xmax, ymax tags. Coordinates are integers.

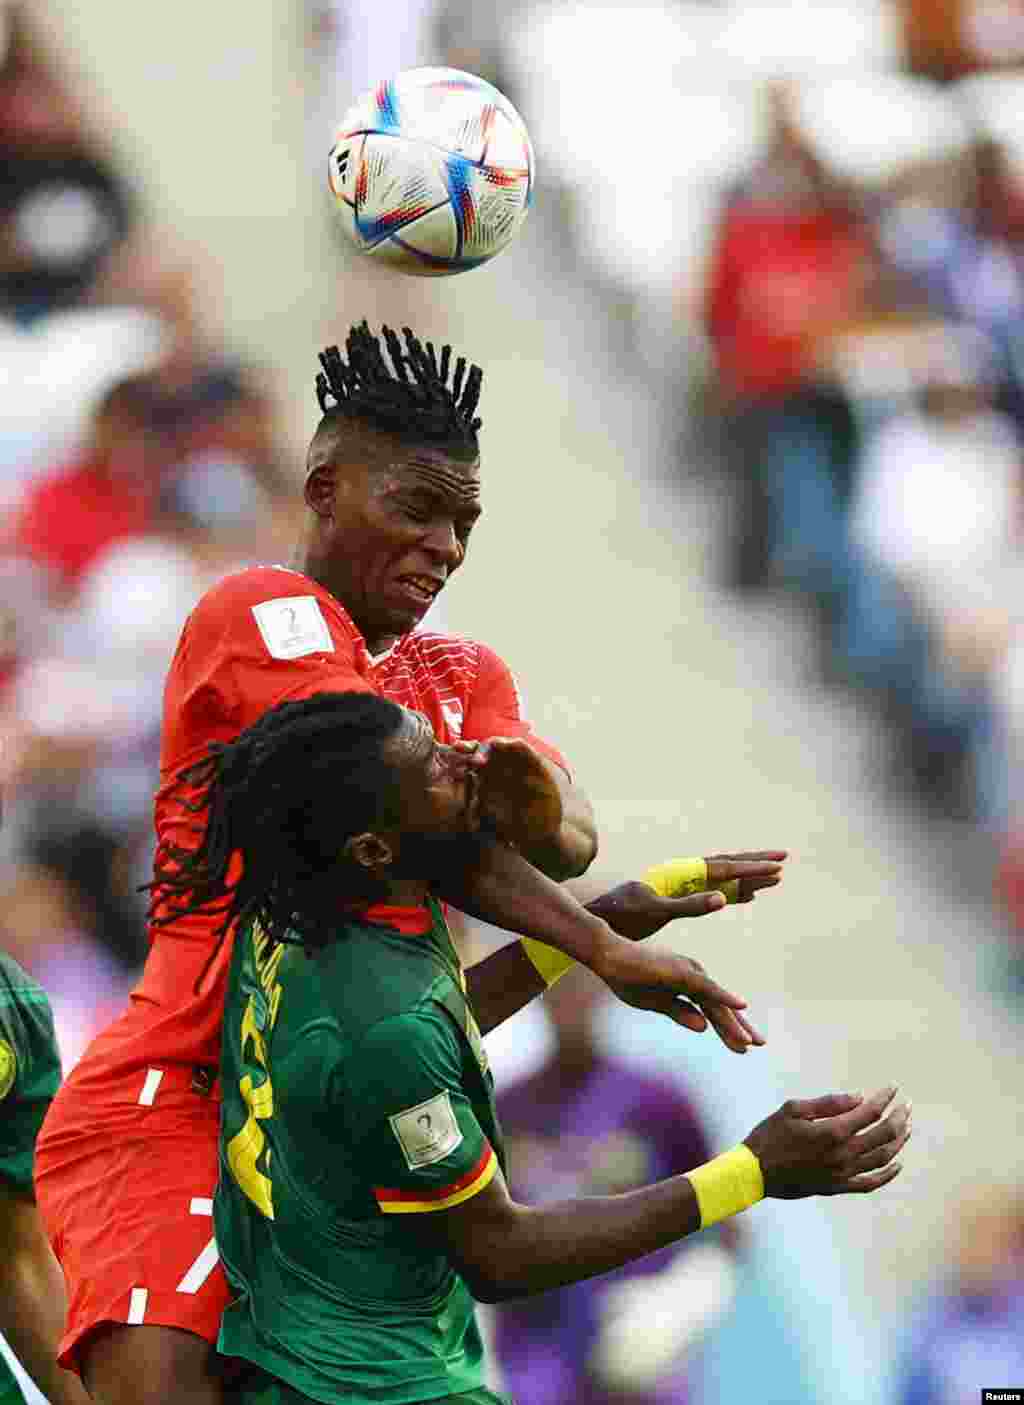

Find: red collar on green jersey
<box><xmin>352</xmin><ymin>903</ymin><xmax>434</xmax><ymax>936</ymax></box>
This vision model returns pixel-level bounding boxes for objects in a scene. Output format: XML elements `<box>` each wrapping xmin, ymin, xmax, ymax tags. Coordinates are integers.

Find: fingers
<box><xmin>697</xmin><ymin>999</ymin><xmax>766</xmax><ymax>1052</ymax></box>
<box><xmin>656</xmin><ymin>996</ymin><xmax>709</xmax><ymax>1032</ymax></box>
<box><xmin>661</xmin><ymin>892</ymin><xmax>728</xmax><ymax>919</ymax></box>
<box><xmin>841</xmin><ymin>1100</ymin><xmax>911</xmax><ymax>1160</ymax></box>
<box><xmin>702</xmin><ymin>1003</ymin><xmax>756</xmax><ymax>1053</ymax></box>
<box><xmin>825</xmin><ymin>1085</ymin><xmax>899</xmax><ymax>1139</ymax></box>
<box><xmin>706</xmin><ymin>851</ymin><xmax>789</xmax><ymax>862</ymax></box>
<box><xmin>734</xmin><ymin>874</ymin><xmax>783</xmax><ymax>903</ymax></box>
<box><xmin>669</xmin><ymin>1005</ymin><xmax>710</xmax><ymax>1033</ymax></box>
<box><xmin>705</xmin><ymin>859</ymin><xmax>785</xmax><ymax>885</ymax></box>
<box><xmin>784</xmin><ymin>1093</ymin><xmax>865</xmax><ymax>1121</ymax></box>
<box><xmin>830</xmin><ymin>1161</ymin><xmax>903</xmax><ymax>1194</ymax></box>
<box><xmin>733</xmin><ymin>1009</ymin><xmax>767</xmax><ymax>1046</ymax></box>
<box><xmin>845</xmin><ymin>1122</ymin><xmax>912</xmax><ymax>1175</ymax></box>
<box><xmin>664</xmin><ymin>957</ymin><xmax>747</xmax><ymax>1010</ymax></box>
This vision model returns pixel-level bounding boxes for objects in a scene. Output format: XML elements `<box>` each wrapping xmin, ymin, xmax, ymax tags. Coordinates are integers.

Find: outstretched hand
<box><xmin>591</xmin><ymin>934</ymin><xmax>764</xmax><ymax>1054</ymax></box>
<box><xmin>745</xmin><ymin>1086</ymin><xmax>911</xmax><ymax>1199</ymax></box>
<box><xmin>705</xmin><ymin>851</ymin><xmax>787</xmax><ymax>903</ymax></box>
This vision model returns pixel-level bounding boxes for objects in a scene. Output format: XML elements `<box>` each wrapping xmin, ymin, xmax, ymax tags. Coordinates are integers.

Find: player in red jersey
<box><xmin>35</xmin><ymin>324</ymin><xmax>783</xmax><ymax>1405</ymax></box>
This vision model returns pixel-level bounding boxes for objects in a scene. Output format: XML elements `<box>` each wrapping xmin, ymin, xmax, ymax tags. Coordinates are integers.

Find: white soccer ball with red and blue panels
<box><xmin>328</xmin><ymin>67</ymin><xmax>534</xmax><ymax>276</ymax></box>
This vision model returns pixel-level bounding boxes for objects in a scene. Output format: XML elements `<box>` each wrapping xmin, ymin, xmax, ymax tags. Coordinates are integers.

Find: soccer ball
<box><xmin>328</xmin><ymin>67</ymin><xmax>534</xmax><ymax>276</ymax></box>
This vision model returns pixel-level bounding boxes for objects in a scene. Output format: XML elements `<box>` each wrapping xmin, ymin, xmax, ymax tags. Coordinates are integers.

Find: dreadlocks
<box><xmin>315</xmin><ymin>321</ymin><xmax>483</xmax><ymax>448</ymax></box>
<box><xmin>146</xmin><ymin>692</ymin><xmax>407</xmax><ymax>953</ymax></box>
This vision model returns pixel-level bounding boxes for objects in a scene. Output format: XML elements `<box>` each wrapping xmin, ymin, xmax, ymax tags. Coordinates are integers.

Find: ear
<box><xmin>304</xmin><ymin>464</ymin><xmax>336</xmax><ymax>520</ymax></box>
<box><xmin>343</xmin><ymin>831</ymin><xmax>396</xmax><ymax>873</ymax></box>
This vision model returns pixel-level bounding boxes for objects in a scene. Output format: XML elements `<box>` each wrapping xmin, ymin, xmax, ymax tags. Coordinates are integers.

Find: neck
<box><xmin>375</xmin><ymin>876</ymin><xmax>432</xmax><ymax>907</ymax></box>
<box><xmin>291</xmin><ymin>534</ymin><xmax>400</xmax><ymax>657</ymax></box>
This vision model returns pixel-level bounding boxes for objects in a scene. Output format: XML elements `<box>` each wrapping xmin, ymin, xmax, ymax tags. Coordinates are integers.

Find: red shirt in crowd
<box><xmin>706</xmin><ymin>203</ymin><xmax>870</xmax><ymax>401</ymax></box>
<box><xmin>14</xmin><ymin>455</ymin><xmax>152</xmax><ymax>592</ymax></box>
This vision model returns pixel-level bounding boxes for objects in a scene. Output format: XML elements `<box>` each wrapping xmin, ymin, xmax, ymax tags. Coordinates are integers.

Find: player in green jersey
<box><xmin>0</xmin><ymin>951</ymin><xmax>89</xmax><ymax>1405</ymax></box>
<box><xmin>149</xmin><ymin>692</ymin><xmax>909</xmax><ymax>1405</ymax></box>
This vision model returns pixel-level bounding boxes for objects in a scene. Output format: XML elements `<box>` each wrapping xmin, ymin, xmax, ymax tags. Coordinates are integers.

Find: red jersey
<box><xmin>51</xmin><ymin>566</ymin><xmax>567</xmax><ymax>1130</ymax></box>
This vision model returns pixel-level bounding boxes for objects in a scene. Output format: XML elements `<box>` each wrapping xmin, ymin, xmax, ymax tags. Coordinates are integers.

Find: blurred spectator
<box><xmin>848</xmin><ymin>324</ymin><xmax>1016</xmax><ymax>821</ymax></box>
<box><xmin>896</xmin><ymin>1187</ymin><xmax>1024</xmax><ymax>1405</ymax></box>
<box><xmin>493</xmin><ymin>969</ymin><xmax>738</xmax><ymax>1405</ymax></box>
<box><xmin>9</xmin><ymin>375</ymin><xmax>169</xmax><ymax>597</ymax></box>
<box><xmin>874</xmin><ymin>134</ymin><xmax>1024</xmax><ymax>431</ymax></box>
<box><xmin>0</xmin><ymin>861</ymin><xmax>131</xmax><ymax>1066</ymax></box>
<box><xmin>0</xmin><ymin>5</ymin><xmax>132</xmax><ymax>324</ymax></box>
<box><xmin>704</xmin><ymin>83</ymin><xmax>870</xmax><ymax>596</ymax></box>
<box><xmin>901</xmin><ymin>0</ymin><xmax>1024</xmax><ymax>79</ymax></box>
<box><xmin>93</xmin><ymin>241</ymin><xmax>296</xmax><ymax>499</ymax></box>
<box><xmin>850</xmin><ymin>326</ymin><xmax>1020</xmax><ymax>633</ymax></box>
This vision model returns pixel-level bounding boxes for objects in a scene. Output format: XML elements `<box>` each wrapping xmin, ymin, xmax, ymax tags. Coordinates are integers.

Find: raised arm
<box><xmin>440</xmin><ymin>839</ymin><xmax>760</xmax><ymax>1052</ymax></box>
<box><xmin>459</xmin><ymin>850</ymin><xmax>786</xmax><ymax>1049</ymax></box>
<box><xmin>461</xmin><ymin>643</ymin><xmax>597</xmax><ymax>880</ymax></box>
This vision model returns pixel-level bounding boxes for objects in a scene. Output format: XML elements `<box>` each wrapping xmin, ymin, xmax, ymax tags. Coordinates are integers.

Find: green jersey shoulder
<box><xmin>215</xmin><ymin>904</ymin><xmax>504</xmax><ymax>1405</ymax></box>
<box><xmin>0</xmin><ymin>951</ymin><xmax>61</xmax><ymax>1194</ymax></box>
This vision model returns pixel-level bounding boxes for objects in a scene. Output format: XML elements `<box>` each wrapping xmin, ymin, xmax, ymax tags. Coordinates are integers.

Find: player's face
<box><xmin>325</xmin><ymin>443</ymin><xmax>482</xmax><ymax>651</ymax></box>
<box><xmin>384</xmin><ymin>709</ymin><xmax>481</xmax><ymax>842</ymax></box>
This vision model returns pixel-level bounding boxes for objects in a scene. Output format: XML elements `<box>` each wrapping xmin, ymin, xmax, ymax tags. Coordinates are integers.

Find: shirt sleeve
<box><xmin>174</xmin><ymin>568</ymin><xmax>378</xmax><ymax>746</ymax></box>
<box><xmin>340</xmin><ymin>1007</ymin><xmax>497</xmax><ymax>1215</ymax></box>
<box><xmin>0</xmin><ymin>987</ymin><xmax>61</xmax><ymax>1193</ymax></box>
<box><xmin>461</xmin><ymin>641</ymin><xmax>569</xmax><ymax>775</ymax></box>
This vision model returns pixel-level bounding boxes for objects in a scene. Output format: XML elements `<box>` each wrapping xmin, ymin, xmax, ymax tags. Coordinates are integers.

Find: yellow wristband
<box><xmin>642</xmin><ymin>858</ymin><xmax>739</xmax><ymax>904</ymax></box>
<box><xmin>686</xmin><ymin>1145</ymin><xmax>764</xmax><ymax>1228</ymax></box>
<box><xmin>520</xmin><ymin>937</ymin><xmax>576</xmax><ymax>987</ymax></box>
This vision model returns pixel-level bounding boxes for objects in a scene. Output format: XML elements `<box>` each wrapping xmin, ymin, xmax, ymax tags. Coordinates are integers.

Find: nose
<box><xmin>421</xmin><ymin>519</ymin><xmax>463</xmax><ymax>569</ymax></box>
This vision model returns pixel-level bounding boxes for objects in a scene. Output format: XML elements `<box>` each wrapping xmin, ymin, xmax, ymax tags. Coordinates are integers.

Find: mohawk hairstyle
<box><xmin>315</xmin><ymin>321</ymin><xmax>483</xmax><ymax>446</ymax></box>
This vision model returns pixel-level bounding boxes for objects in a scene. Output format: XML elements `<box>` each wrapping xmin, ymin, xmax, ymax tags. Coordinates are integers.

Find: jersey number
<box><xmin>226</xmin><ymin>994</ymin><xmax>276</xmax><ymax>1218</ymax></box>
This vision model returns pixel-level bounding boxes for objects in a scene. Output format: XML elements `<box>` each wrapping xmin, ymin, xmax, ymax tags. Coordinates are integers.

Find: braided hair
<box><xmin>146</xmin><ymin>692</ymin><xmax>408</xmax><ymax>953</ymax></box>
<box><xmin>315</xmin><ymin>321</ymin><xmax>483</xmax><ymax>448</ymax></box>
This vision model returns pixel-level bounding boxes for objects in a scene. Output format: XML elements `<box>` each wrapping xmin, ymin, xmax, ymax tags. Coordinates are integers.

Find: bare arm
<box><xmin>462</xmin><ymin>860</ymin><xmax>784</xmax><ymax>1043</ymax></box>
<box><xmin>438</xmin><ymin>1162</ymin><xmax>702</xmax><ymax>1302</ymax></box>
<box><xmin>439</xmin><ymin>839</ymin><xmax>753</xmax><ymax>1042</ymax></box>
<box><xmin>0</xmin><ymin>1185</ymin><xmax>90</xmax><ymax>1405</ymax></box>
<box><xmin>414</xmin><ymin>1088</ymin><xmax>910</xmax><ymax>1303</ymax></box>
<box><xmin>464</xmin><ymin>878</ymin><xmax>737</xmax><ymax>1036</ymax></box>
<box><xmin>519</xmin><ymin>756</ymin><xmax>596</xmax><ymax>881</ymax></box>
<box><xmin>464</xmin><ymin>940</ymin><xmax>545</xmax><ymax>1036</ymax></box>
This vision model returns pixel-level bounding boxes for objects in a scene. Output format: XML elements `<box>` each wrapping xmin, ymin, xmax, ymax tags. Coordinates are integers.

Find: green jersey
<box><xmin>0</xmin><ymin>951</ymin><xmax>62</xmax><ymax>1405</ymax></box>
<box><xmin>216</xmin><ymin>901</ymin><xmax>506</xmax><ymax>1405</ymax></box>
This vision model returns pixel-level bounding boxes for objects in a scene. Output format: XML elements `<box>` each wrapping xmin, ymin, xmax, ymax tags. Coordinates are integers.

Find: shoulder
<box><xmin>185</xmin><ymin>566</ymin><xmax>359</xmax><ymax>648</ymax></box>
<box><xmin>193</xmin><ymin>565</ymin><xmax>334</xmax><ymax>616</ymax></box>
<box><xmin>335</xmin><ymin>1003</ymin><xmax>466</xmax><ymax>1102</ymax></box>
<box><xmin>314</xmin><ymin>927</ymin><xmax>456</xmax><ymax>1039</ymax></box>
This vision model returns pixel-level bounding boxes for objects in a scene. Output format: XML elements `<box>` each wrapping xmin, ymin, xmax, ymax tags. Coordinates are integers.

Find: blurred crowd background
<box><xmin>2</xmin><ymin>1</ymin><xmax>1024</xmax><ymax>1403</ymax></box>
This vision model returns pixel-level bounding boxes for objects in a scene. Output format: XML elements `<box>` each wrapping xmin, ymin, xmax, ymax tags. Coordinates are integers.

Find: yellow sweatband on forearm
<box><xmin>520</xmin><ymin>937</ymin><xmax>576</xmax><ymax>987</ymax></box>
<box><xmin>642</xmin><ymin>858</ymin><xmax>740</xmax><ymax>904</ymax></box>
<box><xmin>685</xmin><ymin>1145</ymin><xmax>764</xmax><ymax>1228</ymax></box>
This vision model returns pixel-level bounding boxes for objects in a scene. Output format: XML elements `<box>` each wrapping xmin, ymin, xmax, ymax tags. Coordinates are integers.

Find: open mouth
<box><xmin>395</xmin><ymin>575</ymin><xmax>441</xmax><ymax>607</ymax></box>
